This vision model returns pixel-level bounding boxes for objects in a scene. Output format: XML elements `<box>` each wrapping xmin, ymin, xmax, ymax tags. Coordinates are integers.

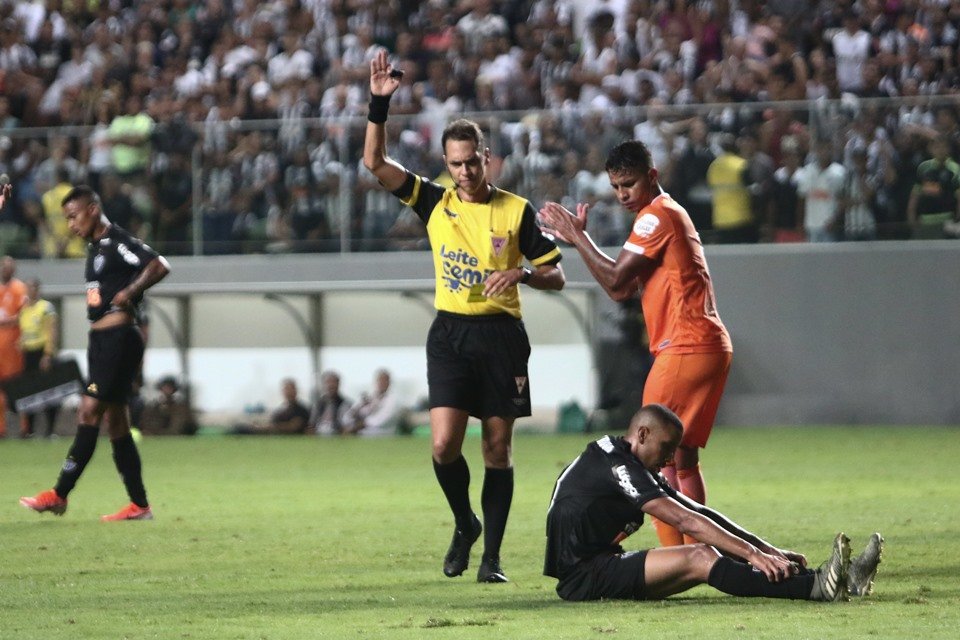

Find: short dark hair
<box><xmin>636</xmin><ymin>403</ymin><xmax>684</xmax><ymax>437</ymax></box>
<box><xmin>441</xmin><ymin>118</ymin><xmax>485</xmax><ymax>152</ymax></box>
<box><xmin>605</xmin><ymin>140</ymin><xmax>654</xmax><ymax>173</ymax></box>
<box><xmin>61</xmin><ymin>184</ymin><xmax>101</xmax><ymax>209</ymax></box>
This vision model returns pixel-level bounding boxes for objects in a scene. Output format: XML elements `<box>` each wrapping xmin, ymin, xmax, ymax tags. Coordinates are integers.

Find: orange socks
<box><xmin>652</xmin><ymin>463</ymin><xmax>684</xmax><ymax>546</ymax></box>
<box><xmin>677</xmin><ymin>464</ymin><xmax>706</xmax><ymax>544</ymax></box>
<box><xmin>652</xmin><ymin>463</ymin><xmax>708</xmax><ymax>546</ymax></box>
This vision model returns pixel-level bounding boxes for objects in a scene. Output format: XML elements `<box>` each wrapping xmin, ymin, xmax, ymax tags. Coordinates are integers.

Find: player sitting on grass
<box><xmin>545</xmin><ymin>404</ymin><xmax>883</xmax><ymax>602</ymax></box>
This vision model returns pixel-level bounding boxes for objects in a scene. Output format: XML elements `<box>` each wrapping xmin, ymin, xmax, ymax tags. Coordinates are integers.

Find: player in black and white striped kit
<box><xmin>20</xmin><ymin>185</ymin><xmax>170</xmax><ymax>521</ymax></box>
<box><xmin>545</xmin><ymin>404</ymin><xmax>882</xmax><ymax>602</ymax></box>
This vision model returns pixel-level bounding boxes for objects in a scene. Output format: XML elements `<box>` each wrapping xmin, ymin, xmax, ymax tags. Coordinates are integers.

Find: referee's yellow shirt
<box><xmin>397</xmin><ymin>172</ymin><xmax>561</xmax><ymax>318</ymax></box>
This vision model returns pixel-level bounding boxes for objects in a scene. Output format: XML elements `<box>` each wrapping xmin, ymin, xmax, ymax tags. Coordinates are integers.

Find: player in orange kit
<box><xmin>0</xmin><ymin>255</ymin><xmax>28</xmax><ymax>438</ymax></box>
<box><xmin>539</xmin><ymin>140</ymin><xmax>732</xmax><ymax>547</ymax></box>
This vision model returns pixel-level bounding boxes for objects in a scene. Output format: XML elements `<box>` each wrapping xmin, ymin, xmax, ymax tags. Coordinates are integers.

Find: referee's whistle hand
<box><xmin>482</xmin><ymin>270</ymin><xmax>520</xmax><ymax>297</ymax></box>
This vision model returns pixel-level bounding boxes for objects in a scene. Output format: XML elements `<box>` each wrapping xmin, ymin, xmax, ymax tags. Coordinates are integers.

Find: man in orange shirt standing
<box><xmin>0</xmin><ymin>255</ymin><xmax>28</xmax><ymax>438</ymax></box>
<box><xmin>540</xmin><ymin>140</ymin><xmax>732</xmax><ymax>547</ymax></box>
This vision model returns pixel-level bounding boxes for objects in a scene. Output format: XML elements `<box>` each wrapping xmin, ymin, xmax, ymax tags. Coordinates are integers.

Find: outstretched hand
<box><xmin>538</xmin><ymin>201</ymin><xmax>589</xmax><ymax>245</ymax></box>
<box><xmin>370</xmin><ymin>49</ymin><xmax>402</xmax><ymax>97</ymax></box>
<box><xmin>773</xmin><ymin>548</ymin><xmax>808</xmax><ymax>569</ymax></box>
<box><xmin>0</xmin><ymin>183</ymin><xmax>11</xmax><ymax>210</ymax></box>
<box><xmin>748</xmin><ymin>549</ymin><xmax>800</xmax><ymax>583</ymax></box>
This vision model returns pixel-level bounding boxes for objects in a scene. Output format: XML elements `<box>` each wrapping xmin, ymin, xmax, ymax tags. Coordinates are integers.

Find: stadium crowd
<box><xmin>1</xmin><ymin>0</ymin><xmax>960</xmax><ymax>255</ymax></box>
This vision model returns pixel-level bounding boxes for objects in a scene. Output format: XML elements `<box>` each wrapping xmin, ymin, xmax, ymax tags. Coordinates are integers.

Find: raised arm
<box><xmin>362</xmin><ymin>49</ymin><xmax>408</xmax><ymax>192</ymax></box>
<box><xmin>539</xmin><ymin>201</ymin><xmax>649</xmax><ymax>302</ymax></box>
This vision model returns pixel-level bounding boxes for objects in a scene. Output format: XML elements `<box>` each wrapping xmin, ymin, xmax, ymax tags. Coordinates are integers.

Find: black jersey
<box><xmin>84</xmin><ymin>224</ymin><xmax>160</xmax><ymax>323</ymax></box>
<box><xmin>544</xmin><ymin>435</ymin><xmax>680</xmax><ymax>580</ymax></box>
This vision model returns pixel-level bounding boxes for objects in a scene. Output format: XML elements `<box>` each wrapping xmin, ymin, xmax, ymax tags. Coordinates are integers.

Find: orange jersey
<box><xmin>0</xmin><ymin>278</ymin><xmax>27</xmax><ymax>343</ymax></box>
<box><xmin>622</xmin><ymin>193</ymin><xmax>732</xmax><ymax>356</ymax></box>
<box><xmin>0</xmin><ymin>277</ymin><xmax>27</xmax><ymax>380</ymax></box>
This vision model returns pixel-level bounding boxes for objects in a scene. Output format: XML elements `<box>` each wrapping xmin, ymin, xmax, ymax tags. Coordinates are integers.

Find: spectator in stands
<box><xmin>831</xmin><ymin>10</ymin><xmax>872</xmax><ymax>95</ymax></box>
<box><xmin>40</xmin><ymin>167</ymin><xmax>84</xmax><ymax>258</ymax></box>
<box><xmin>356</xmin><ymin>129</ymin><xmax>402</xmax><ymax>252</ymax></box>
<box><xmin>906</xmin><ymin>137</ymin><xmax>960</xmax><ymax>239</ymax></box>
<box><xmin>739</xmin><ymin>128</ymin><xmax>774</xmax><ymax>243</ymax></box>
<box><xmin>346</xmin><ymin>369</ymin><xmax>402</xmax><ymax>437</ymax></box>
<box><xmin>108</xmin><ymin>93</ymin><xmax>154</xmax><ymax>185</ymax></box>
<box><xmin>796</xmin><ymin>139</ymin><xmax>847</xmax><ymax>243</ymax></box>
<box><xmin>230</xmin><ymin>378</ymin><xmax>311</xmax><ymax>435</ymax></box>
<box><xmin>668</xmin><ymin>117</ymin><xmax>714</xmax><ymax>232</ymax></box>
<box><xmin>139</xmin><ymin>376</ymin><xmax>199</xmax><ymax>436</ymax></box>
<box><xmin>284</xmin><ymin>145</ymin><xmax>331</xmax><ymax>252</ymax></box>
<box><xmin>151</xmin><ymin>152</ymin><xmax>193</xmax><ymax>255</ymax></box>
<box><xmin>874</xmin><ymin>128</ymin><xmax>917</xmax><ymax>240</ymax></box>
<box><xmin>98</xmin><ymin>172</ymin><xmax>141</xmax><ymax>236</ymax></box>
<box><xmin>201</xmin><ymin>149</ymin><xmax>238</xmax><ymax>255</ymax></box>
<box><xmin>33</xmin><ymin>136</ymin><xmax>82</xmax><ymax>196</ymax></box>
<box><xmin>83</xmin><ymin>98</ymin><xmax>117</xmax><ymax>194</ymax></box>
<box><xmin>457</xmin><ymin>0</ymin><xmax>509</xmax><ymax>55</ymax></box>
<box><xmin>707</xmin><ymin>133</ymin><xmax>753</xmax><ymax>244</ymax></box>
<box><xmin>767</xmin><ymin>136</ymin><xmax>805</xmax><ymax>243</ymax></box>
<box><xmin>309</xmin><ymin>370</ymin><xmax>353</xmax><ymax>436</ymax></box>
<box><xmin>839</xmin><ymin>147</ymin><xmax>879</xmax><ymax>241</ymax></box>
<box><xmin>8</xmin><ymin>0</ymin><xmax>960</xmax><ymax>255</ymax></box>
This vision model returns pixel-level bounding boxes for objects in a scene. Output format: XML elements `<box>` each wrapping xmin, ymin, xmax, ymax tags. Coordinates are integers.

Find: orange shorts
<box><xmin>642</xmin><ymin>351</ymin><xmax>732</xmax><ymax>449</ymax></box>
<box><xmin>0</xmin><ymin>342</ymin><xmax>23</xmax><ymax>381</ymax></box>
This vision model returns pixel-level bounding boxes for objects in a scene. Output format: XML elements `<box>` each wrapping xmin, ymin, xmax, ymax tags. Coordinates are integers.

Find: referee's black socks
<box><xmin>481</xmin><ymin>467</ymin><xmax>514</xmax><ymax>559</ymax></box>
<box><xmin>433</xmin><ymin>455</ymin><xmax>474</xmax><ymax>531</ymax></box>
<box><xmin>53</xmin><ymin>424</ymin><xmax>99</xmax><ymax>499</ymax></box>
<box><xmin>112</xmin><ymin>432</ymin><xmax>149</xmax><ymax>508</ymax></box>
<box><xmin>707</xmin><ymin>556</ymin><xmax>815</xmax><ymax>599</ymax></box>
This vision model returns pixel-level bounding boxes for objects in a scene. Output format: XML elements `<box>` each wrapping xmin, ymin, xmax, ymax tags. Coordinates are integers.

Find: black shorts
<box><xmin>23</xmin><ymin>348</ymin><xmax>45</xmax><ymax>373</ymax></box>
<box><xmin>556</xmin><ymin>551</ymin><xmax>649</xmax><ymax>601</ymax></box>
<box><xmin>86</xmin><ymin>324</ymin><xmax>145</xmax><ymax>403</ymax></box>
<box><xmin>426</xmin><ymin>311</ymin><xmax>532</xmax><ymax>420</ymax></box>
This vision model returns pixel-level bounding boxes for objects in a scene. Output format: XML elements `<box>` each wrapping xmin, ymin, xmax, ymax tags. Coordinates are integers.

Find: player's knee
<box><xmin>686</xmin><ymin>544</ymin><xmax>722</xmax><ymax>580</ymax></box>
<box><xmin>431</xmin><ymin>438</ymin><xmax>461</xmax><ymax>463</ymax></box>
<box><xmin>480</xmin><ymin>438</ymin><xmax>512</xmax><ymax>468</ymax></box>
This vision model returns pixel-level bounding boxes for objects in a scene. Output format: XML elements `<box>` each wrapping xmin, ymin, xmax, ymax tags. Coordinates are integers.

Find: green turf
<box><xmin>1</xmin><ymin>426</ymin><xmax>958</xmax><ymax>639</ymax></box>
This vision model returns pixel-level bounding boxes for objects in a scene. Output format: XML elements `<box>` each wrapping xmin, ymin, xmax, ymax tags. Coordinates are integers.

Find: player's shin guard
<box><xmin>111</xmin><ymin>433</ymin><xmax>148</xmax><ymax>508</ymax></box>
<box><xmin>433</xmin><ymin>455</ymin><xmax>474</xmax><ymax>530</ymax></box>
<box><xmin>481</xmin><ymin>467</ymin><xmax>513</xmax><ymax>557</ymax></box>
<box><xmin>54</xmin><ymin>424</ymin><xmax>100</xmax><ymax>498</ymax></box>
<box><xmin>678</xmin><ymin>464</ymin><xmax>707</xmax><ymax>544</ymax></box>
<box><xmin>707</xmin><ymin>556</ymin><xmax>814</xmax><ymax>599</ymax></box>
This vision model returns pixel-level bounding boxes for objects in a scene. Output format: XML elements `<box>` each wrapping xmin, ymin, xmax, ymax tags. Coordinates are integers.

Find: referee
<box><xmin>363</xmin><ymin>49</ymin><xmax>565</xmax><ymax>582</ymax></box>
<box><xmin>20</xmin><ymin>185</ymin><xmax>170</xmax><ymax>521</ymax></box>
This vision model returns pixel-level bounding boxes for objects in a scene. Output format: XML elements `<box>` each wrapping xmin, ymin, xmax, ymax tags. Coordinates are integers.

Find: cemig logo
<box><xmin>439</xmin><ymin>244</ymin><xmax>492</xmax><ymax>292</ymax></box>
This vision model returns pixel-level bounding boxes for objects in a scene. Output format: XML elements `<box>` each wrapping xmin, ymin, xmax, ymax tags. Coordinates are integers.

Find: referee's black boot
<box><xmin>443</xmin><ymin>514</ymin><xmax>482</xmax><ymax>577</ymax></box>
<box><xmin>477</xmin><ymin>553</ymin><xmax>509</xmax><ymax>583</ymax></box>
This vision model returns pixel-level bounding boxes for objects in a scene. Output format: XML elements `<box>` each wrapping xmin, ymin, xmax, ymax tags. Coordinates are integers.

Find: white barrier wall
<box><xmin>30</xmin><ymin>241</ymin><xmax>960</xmax><ymax>425</ymax></box>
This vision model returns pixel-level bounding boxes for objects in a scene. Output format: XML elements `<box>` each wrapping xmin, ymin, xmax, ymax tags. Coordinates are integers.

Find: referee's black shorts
<box><xmin>427</xmin><ymin>311</ymin><xmax>532</xmax><ymax>420</ymax></box>
<box><xmin>556</xmin><ymin>551</ymin><xmax>650</xmax><ymax>601</ymax></box>
<box><xmin>86</xmin><ymin>324</ymin><xmax>145</xmax><ymax>403</ymax></box>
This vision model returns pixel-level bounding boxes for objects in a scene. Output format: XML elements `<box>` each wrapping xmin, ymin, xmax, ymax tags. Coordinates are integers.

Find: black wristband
<box><xmin>368</xmin><ymin>94</ymin><xmax>392</xmax><ymax>124</ymax></box>
<box><xmin>519</xmin><ymin>266</ymin><xmax>533</xmax><ymax>284</ymax></box>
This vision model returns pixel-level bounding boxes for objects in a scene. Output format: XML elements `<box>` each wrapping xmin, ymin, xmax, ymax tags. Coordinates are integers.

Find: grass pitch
<box><xmin>1</xmin><ymin>425</ymin><xmax>958</xmax><ymax>639</ymax></box>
